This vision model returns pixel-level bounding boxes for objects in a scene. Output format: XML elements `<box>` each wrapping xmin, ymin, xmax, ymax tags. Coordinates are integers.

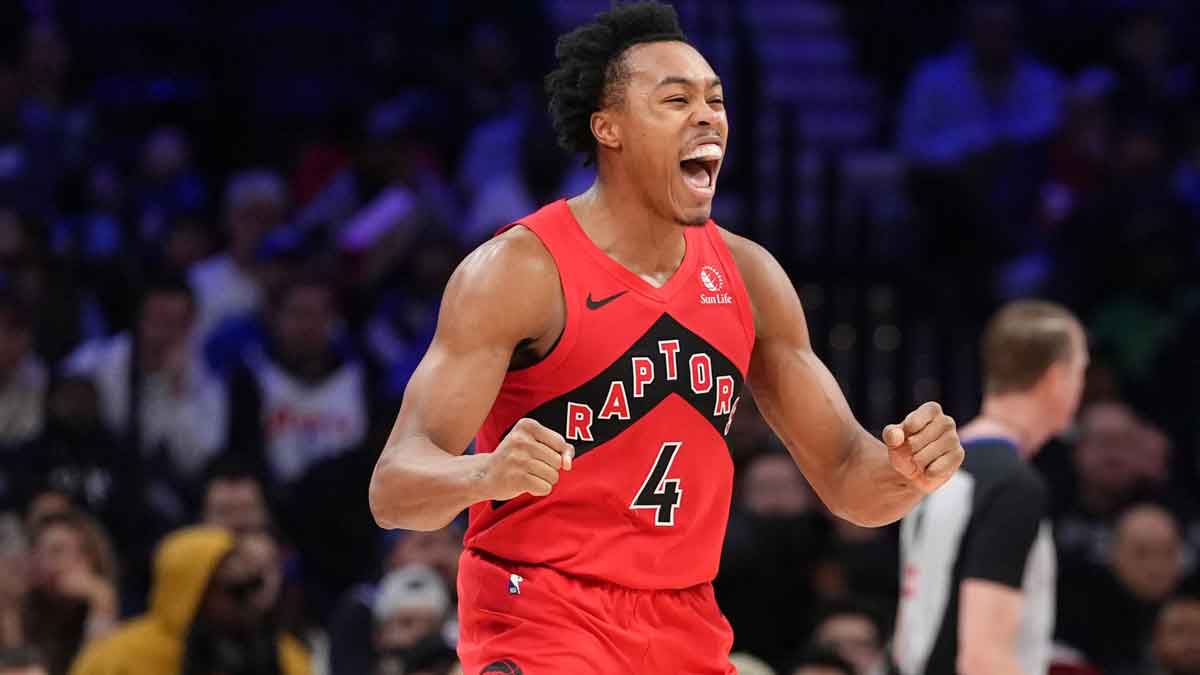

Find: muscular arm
<box><xmin>368</xmin><ymin>228</ymin><xmax>563</xmax><ymax>531</ymax></box>
<box><xmin>723</xmin><ymin>231</ymin><xmax>924</xmax><ymax>526</ymax></box>
<box><xmin>958</xmin><ymin>580</ymin><xmax>1027</xmax><ymax>675</ymax></box>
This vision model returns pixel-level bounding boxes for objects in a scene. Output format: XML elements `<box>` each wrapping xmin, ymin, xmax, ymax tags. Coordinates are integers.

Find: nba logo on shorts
<box><xmin>508</xmin><ymin>573</ymin><xmax>523</xmax><ymax>595</ymax></box>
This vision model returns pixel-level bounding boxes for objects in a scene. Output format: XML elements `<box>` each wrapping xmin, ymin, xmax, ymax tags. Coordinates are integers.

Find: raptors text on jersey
<box><xmin>466</xmin><ymin>200</ymin><xmax>755</xmax><ymax>590</ymax></box>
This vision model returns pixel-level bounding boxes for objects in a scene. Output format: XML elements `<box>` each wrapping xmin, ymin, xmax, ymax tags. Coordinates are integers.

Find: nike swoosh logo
<box><xmin>585</xmin><ymin>290</ymin><xmax>628</xmax><ymax>310</ymax></box>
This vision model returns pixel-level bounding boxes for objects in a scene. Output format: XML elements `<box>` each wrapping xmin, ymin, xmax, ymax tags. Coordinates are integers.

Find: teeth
<box><xmin>682</xmin><ymin>143</ymin><xmax>722</xmax><ymax>162</ymax></box>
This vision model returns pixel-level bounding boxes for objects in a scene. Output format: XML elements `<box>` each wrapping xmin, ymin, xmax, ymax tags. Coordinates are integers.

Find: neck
<box><xmin>567</xmin><ymin>175</ymin><xmax>688</xmax><ymax>288</ymax></box>
<box><xmin>961</xmin><ymin>393</ymin><xmax>1054</xmax><ymax>458</ymax></box>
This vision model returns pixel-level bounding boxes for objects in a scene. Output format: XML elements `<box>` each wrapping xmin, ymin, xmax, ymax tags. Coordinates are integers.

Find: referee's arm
<box><xmin>957</xmin><ymin>474</ymin><xmax>1049</xmax><ymax>675</ymax></box>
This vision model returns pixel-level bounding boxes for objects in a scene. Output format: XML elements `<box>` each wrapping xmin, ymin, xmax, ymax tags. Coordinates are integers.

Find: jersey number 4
<box><xmin>631</xmin><ymin>442</ymin><xmax>683</xmax><ymax>526</ymax></box>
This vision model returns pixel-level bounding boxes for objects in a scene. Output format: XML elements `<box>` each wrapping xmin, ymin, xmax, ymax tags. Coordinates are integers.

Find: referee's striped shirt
<box><xmin>893</xmin><ymin>437</ymin><xmax>1056</xmax><ymax>675</ymax></box>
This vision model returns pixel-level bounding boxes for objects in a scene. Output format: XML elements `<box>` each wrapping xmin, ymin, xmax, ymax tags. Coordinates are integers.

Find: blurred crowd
<box><xmin>0</xmin><ymin>1</ymin><xmax>1196</xmax><ymax>675</ymax></box>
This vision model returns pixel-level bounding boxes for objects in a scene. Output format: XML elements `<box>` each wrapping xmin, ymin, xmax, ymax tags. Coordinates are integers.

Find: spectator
<box><xmin>460</xmin><ymin>115</ymin><xmax>591</xmax><ymax>244</ymax></box>
<box><xmin>329</xmin><ymin>525</ymin><xmax>463</xmax><ymax>675</ymax></box>
<box><xmin>47</xmin><ymin>164</ymin><xmax>132</xmax><ymax>331</ymax></box>
<box><xmin>787</xmin><ymin>645</ymin><xmax>856</xmax><ymax>675</ymax></box>
<box><xmin>159</xmin><ymin>215</ymin><xmax>214</xmax><ymax>280</ymax></box>
<box><xmin>716</xmin><ymin>450</ymin><xmax>828</xmax><ymax>669</ymax></box>
<box><xmin>189</xmin><ymin>170</ymin><xmax>289</xmax><ymax>342</ymax></box>
<box><xmin>227</xmin><ymin>274</ymin><xmax>367</xmax><ymax>491</ymax></box>
<box><xmin>1106</xmin><ymin>10</ymin><xmax>1195</xmax><ymax>139</ymax></box>
<box><xmin>898</xmin><ymin>0</ymin><xmax>1061</xmax><ymax>284</ymax></box>
<box><xmin>1040</xmin><ymin>69</ymin><xmax>1114</xmax><ymax>231</ymax></box>
<box><xmin>370</xmin><ymin>565</ymin><xmax>456</xmax><ymax>675</ymax></box>
<box><xmin>0</xmin><ymin>512</ymin><xmax>29</xmax><ymax>648</ymax></box>
<box><xmin>199</xmin><ymin>459</ymin><xmax>270</xmax><ymax>537</ymax></box>
<box><xmin>0</xmin><ymin>209</ymin><xmax>87</xmax><ymax>365</ymax></box>
<box><xmin>0</xmin><ymin>292</ymin><xmax>46</xmax><ymax>447</ymax></box>
<box><xmin>810</xmin><ymin>598</ymin><xmax>889</xmax><ymax>675</ymax></box>
<box><xmin>1055</xmin><ymin>400</ymin><xmax>1152</xmax><ymax>570</ymax></box>
<box><xmin>20</xmin><ymin>18</ymin><xmax>88</xmax><ymax>172</ymax></box>
<box><xmin>24</xmin><ymin>511</ymin><xmax>118</xmax><ymax>675</ymax></box>
<box><xmin>1058</xmin><ymin>503</ymin><xmax>1186</xmax><ymax>673</ymax></box>
<box><xmin>1152</xmin><ymin>592</ymin><xmax>1200</xmax><ymax>675</ymax></box>
<box><xmin>130</xmin><ymin>127</ymin><xmax>206</xmax><ymax>257</ymax></box>
<box><xmin>0</xmin><ymin>646</ymin><xmax>47</xmax><ymax>675</ymax></box>
<box><xmin>62</xmin><ymin>277</ymin><xmax>227</xmax><ymax>494</ymax></box>
<box><xmin>68</xmin><ymin>526</ymin><xmax>309</xmax><ymax>675</ymax></box>
<box><xmin>291</xmin><ymin>96</ymin><xmax>455</xmax><ymax>276</ymax></box>
<box><xmin>898</xmin><ymin>0</ymin><xmax>1061</xmax><ymax>168</ymax></box>
<box><xmin>385</xmin><ymin>528</ymin><xmax>463</xmax><ymax>594</ymax></box>
<box><xmin>0</xmin><ymin>51</ymin><xmax>62</xmax><ymax>221</ymax></box>
<box><xmin>811</xmin><ymin>519</ymin><xmax>899</xmax><ymax>613</ymax></box>
<box><xmin>22</xmin><ymin>375</ymin><xmax>156</xmax><ymax>577</ymax></box>
<box><xmin>363</xmin><ymin>229</ymin><xmax>462</xmax><ymax>404</ymax></box>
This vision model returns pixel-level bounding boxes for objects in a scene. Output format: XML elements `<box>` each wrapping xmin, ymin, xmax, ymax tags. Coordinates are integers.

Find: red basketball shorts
<box><xmin>456</xmin><ymin>548</ymin><xmax>737</xmax><ymax>674</ymax></box>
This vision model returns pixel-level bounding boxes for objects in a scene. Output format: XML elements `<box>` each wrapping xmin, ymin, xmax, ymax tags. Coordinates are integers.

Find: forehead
<box><xmin>622</xmin><ymin>41</ymin><xmax>716</xmax><ymax>87</ymax></box>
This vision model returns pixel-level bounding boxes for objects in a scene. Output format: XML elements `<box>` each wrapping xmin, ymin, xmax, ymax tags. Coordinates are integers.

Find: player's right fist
<box><xmin>480</xmin><ymin>418</ymin><xmax>575</xmax><ymax>500</ymax></box>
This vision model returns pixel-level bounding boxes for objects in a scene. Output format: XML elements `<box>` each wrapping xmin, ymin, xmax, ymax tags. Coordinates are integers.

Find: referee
<box><xmin>892</xmin><ymin>301</ymin><xmax>1089</xmax><ymax>675</ymax></box>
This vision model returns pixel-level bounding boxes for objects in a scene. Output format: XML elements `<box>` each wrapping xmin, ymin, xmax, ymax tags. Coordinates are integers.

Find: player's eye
<box><xmin>708</xmin><ymin>98</ymin><xmax>724</xmax><ymax>107</ymax></box>
<box><xmin>665</xmin><ymin>96</ymin><xmax>688</xmax><ymax>105</ymax></box>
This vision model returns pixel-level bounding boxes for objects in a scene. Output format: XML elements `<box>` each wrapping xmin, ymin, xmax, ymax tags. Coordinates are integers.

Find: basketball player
<box><xmin>893</xmin><ymin>301</ymin><xmax>1089</xmax><ymax>675</ymax></box>
<box><xmin>369</xmin><ymin>3</ymin><xmax>964</xmax><ymax>673</ymax></box>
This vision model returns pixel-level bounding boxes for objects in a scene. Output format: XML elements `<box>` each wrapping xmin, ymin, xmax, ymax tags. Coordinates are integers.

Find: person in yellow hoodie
<box><xmin>68</xmin><ymin>526</ymin><xmax>309</xmax><ymax>675</ymax></box>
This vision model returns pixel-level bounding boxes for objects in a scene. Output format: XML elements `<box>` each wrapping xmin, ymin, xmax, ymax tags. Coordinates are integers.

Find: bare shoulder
<box><xmin>717</xmin><ymin>226</ymin><xmax>775</xmax><ymax>275</ymax></box>
<box><xmin>440</xmin><ymin>225</ymin><xmax>561</xmax><ymax>343</ymax></box>
<box><xmin>716</xmin><ymin>226</ymin><xmax>797</xmax><ymax>335</ymax></box>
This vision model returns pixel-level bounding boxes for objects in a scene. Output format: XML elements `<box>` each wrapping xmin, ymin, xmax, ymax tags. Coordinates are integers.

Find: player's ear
<box><xmin>591</xmin><ymin>109</ymin><xmax>621</xmax><ymax>153</ymax></box>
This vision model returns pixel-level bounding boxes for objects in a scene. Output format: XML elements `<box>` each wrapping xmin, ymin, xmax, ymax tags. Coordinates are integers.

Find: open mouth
<box><xmin>679</xmin><ymin>141</ymin><xmax>722</xmax><ymax>197</ymax></box>
<box><xmin>680</xmin><ymin>158</ymin><xmax>718</xmax><ymax>193</ymax></box>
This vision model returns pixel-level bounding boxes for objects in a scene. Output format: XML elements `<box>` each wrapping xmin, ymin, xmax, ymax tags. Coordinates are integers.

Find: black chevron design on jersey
<box><xmin>525</xmin><ymin>312</ymin><xmax>742</xmax><ymax>455</ymax></box>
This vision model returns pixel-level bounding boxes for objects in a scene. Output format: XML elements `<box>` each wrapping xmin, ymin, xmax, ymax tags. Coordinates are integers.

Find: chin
<box><xmin>678</xmin><ymin>204</ymin><xmax>712</xmax><ymax>226</ymax></box>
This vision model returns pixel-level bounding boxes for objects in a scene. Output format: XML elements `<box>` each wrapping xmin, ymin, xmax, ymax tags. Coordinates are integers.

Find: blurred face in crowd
<box><xmin>968</xmin><ymin>1</ymin><xmax>1019</xmax><ymax>73</ymax></box>
<box><xmin>815</xmin><ymin>613</ymin><xmax>884</xmax><ymax>675</ymax></box>
<box><xmin>741</xmin><ymin>453</ymin><xmax>812</xmax><ymax>517</ymax></box>
<box><xmin>31</xmin><ymin>521</ymin><xmax>91</xmax><ymax>595</ymax></box>
<box><xmin>1073</xmin><ymin>402</ymin><xmax>1143</xmax><ymax>501</ymax></box>
<box><xmin>1111</xmin><ymin>505</ymin><xmax>1184</xmax><ymax>602</ymax></box>
<box><xmin>201</xmin><ymin>531</ymin><xmax>281</xmax><ymax>630</ymax></box>
<box><xmin>1154</xmin><ymin>598</ymin><xmax>1200</xmax><ymax>675</ymax></box>
<box><xmin>24</xmin><ymin>493</ymin><xmax>71</xmax><ymax>535</ymax></box>
<box><xmin>137</xmin><ymin>289</ymin><xmax>194</xmax><ymax>368</ymax></box>
<box><xmin>275</xmin><ymin>283</ymin><xmax>337</xmax><ymax>363</ymax></box>
<box><xmin>204</xmin><ymin>478</ymin><xmax>270</xmax><ymax>537</ymax></box>
<box><xmin>388</xmin><ymin>528</ymin><xmax>462</xmax><ymax>587</ymax></box>
<box><xmin>229</xmin><ymin>196</ymin><xmax>285</xmax><ymax>263</ymax></box>
<box><xmin>375</xmin><ymin>605</ymin><xmax>443</xmax><ymax>652</ymax></box>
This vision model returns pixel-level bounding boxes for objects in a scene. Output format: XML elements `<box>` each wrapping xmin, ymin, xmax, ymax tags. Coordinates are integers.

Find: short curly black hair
<box><xmin>544</xmin><ymin>1</ymin><xmax>688</xmax><ymax>164</ymax></box>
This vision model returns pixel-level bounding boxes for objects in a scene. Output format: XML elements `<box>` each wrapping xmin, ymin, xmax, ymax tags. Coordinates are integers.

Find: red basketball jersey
<box><xmin>464</xmin><ymin>199</ymin><xmax>755</xmax><ymax>590</ymax></box>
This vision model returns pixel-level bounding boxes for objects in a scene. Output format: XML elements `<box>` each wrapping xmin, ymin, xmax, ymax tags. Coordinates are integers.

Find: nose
<box><xmin>692</xmin><ymin>100</ymin><xmax>721</xmax><ymax>127</ymax></box>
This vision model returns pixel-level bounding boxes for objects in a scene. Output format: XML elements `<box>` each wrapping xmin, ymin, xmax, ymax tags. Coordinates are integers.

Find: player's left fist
<box><xmin>882</xmin><ymin>401</ymin><xmax>964</xmax><ymax>494</ymax></box>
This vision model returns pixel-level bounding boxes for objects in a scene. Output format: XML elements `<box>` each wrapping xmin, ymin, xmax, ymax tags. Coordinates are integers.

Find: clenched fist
<box><xmin>883</xmin><ymin>401</ymin><xmax>964</xmax><ymax>494</ymax></box>
<box><xmin>480</xmin><ymin>418</ymin><xmax>575</xmax><ymax>500</ymax></box>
